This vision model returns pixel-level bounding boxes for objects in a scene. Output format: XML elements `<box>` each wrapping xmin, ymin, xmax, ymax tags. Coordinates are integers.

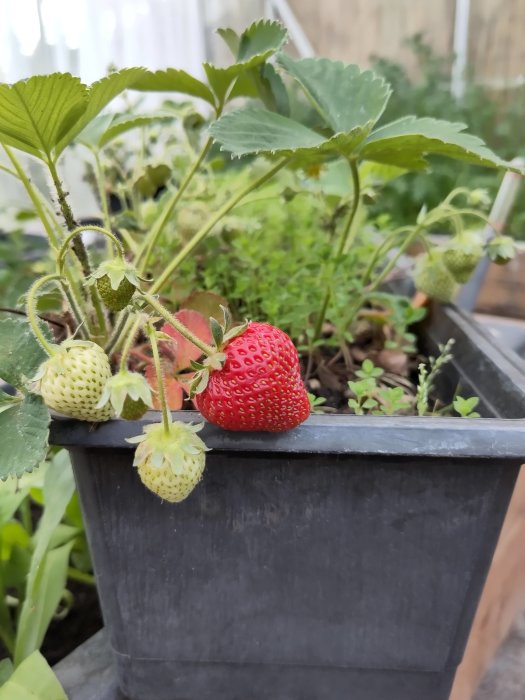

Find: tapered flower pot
<box><xmin>50</xmin><ymin>304</ymin><xmax>525</xmax><ymax>700</ymax></box>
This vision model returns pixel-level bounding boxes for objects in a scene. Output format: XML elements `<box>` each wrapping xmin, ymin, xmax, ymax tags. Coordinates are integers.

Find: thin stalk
<box><xmin>141</xmin><ymin>292</ymin><xmax>214</xmax><ymax>356</ymax></box>
<box><xmin>47</xmin><ymin>159</ymin><xmax>90</xmax><ymax>274</ymax></box>
<box><xmin>2</xmin><ymin>146</ymin><xmax>90</xmax><ymax>333</ymax></box>
<box><xmin>47</xmin><ymin>159</ymin><xmax>107</xmax><ymax>339</ymax></box>
<box><xmin>147</xmin><ymin>324</ymin><xmax>171</xmax><ymax>434</ymax></box>
<box><xmin>150</xmin><ymin>158</ymin><xmax>289</xmax><ymax>294</ymax></box>
<box><xmin>67</xmin><ymin>568</ymin><xmax>96</xmax><ymax>586</ymax></box>
<box><xmin>19</xmin><ymin>498</ymin><xmax>32</xmax><ymax>535</ymax></box>
<box><xmin>119</xmin><ymin>316</ymin><xmax>142</xmax><ymax>372</ymax></box>
<box><xmin>311</xmin><ymin>160</ymin><xmax>361</xmax><ymax>343</ymax></box>
<box><xmin>136</xmin><ymin>136</ymin><xmax>213</xmax><ymax>272</ymax></box>
<box><xmin>93</xmin><ymin>150</ymin><xmax>113</xmax><ymax>251</ymax></box>
<box><xmin>57</xmin><ymin>225</ymin><xmax>124</xmax><ymax>272</ymax></box>
<box><xmin>26</xmin><ymin>274</ymin><xmax>62</xmax><ymax>356</ymax></box>
<box><xmin>344</xmin><ymin>223</ymin><xmax>426</xmax><ymax>330</ymax></box>
<box><xmin>104</xmin><ymin>311</ymin><xmax>131</xmax><ymax>356</ymax></box>
<box><xmin>360</xmin><ymin>226</ymin><xmax>414</xmax><ymax>288</ymax></box>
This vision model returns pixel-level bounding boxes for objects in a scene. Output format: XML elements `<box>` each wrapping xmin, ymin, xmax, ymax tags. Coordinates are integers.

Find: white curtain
<box><xmin>0</xmin><ymin>0</ymin><xmax>207</xmax><ymax>83</ymax></box>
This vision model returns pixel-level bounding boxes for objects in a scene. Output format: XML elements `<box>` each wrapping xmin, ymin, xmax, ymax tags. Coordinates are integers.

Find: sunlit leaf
<box><xmin>360</xmin><ymin>116</ymin><xmax>523</xmax><ymax>171</ymax></box>
<box><xmin>278</xmin><ymin>54</ymin><xmax>390</xmax><ymax>140</ymax></box>
<box><xmin>132</xmin><ymin>68</ymin><xmax>216</xmax><ymax>106</ymax></box>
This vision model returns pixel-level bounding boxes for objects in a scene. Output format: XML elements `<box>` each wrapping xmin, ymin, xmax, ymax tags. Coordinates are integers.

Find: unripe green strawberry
<box><xmin>96</xmin><ymin>275</ymin><xmax>135</xmax><ymax>312</ymax></box>
<box><xmin>35</xmin><ymin>340</ymin><xmax>112</xmax><ymax>421</ymax></box>
<box><xmin>127</xmin><ymin>422</ymin><xmax>208</xmax><ymax>502</ymax></box>
<box><xmin>89</xmin><ymin>258</ymin><xmax>140</xmax><ymax>312</ymax></box>
<box><xmin>96</xmin><ymin>370</ymin><xmax>153</xmax><ymax>420</ymax></box>
<box><xmin>443</xmin><ymin>233</ymin><xmax>484</xmax><ymax>283</ymax></box>
<box><xmin>413</xmin><ymin>253</ymin><xmax>459</xmax><ymax>303</ymax></box>
<box><xmin>120</xmin><ymin>396</ymin><xmax>149</xmax><ymax>420</ymax></box>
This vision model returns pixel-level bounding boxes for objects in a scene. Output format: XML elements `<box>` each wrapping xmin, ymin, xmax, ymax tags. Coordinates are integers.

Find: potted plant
<box><xmin>1</xmin><ymin>20</ymin><xmax>524</xmax><ymax>700</ymax></box>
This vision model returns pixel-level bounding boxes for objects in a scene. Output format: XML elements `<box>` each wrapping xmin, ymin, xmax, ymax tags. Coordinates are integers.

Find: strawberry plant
<box><xmin>0</xmin><ymin>17</ymin><xmax>522</xmax><ymax>516</ymax></box>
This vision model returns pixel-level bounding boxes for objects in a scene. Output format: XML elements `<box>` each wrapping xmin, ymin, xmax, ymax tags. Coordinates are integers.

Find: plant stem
<box><xmin>67</xmin><ymin>568</ymin><xmax>96</xmax><ymax>586</ymax></box>
<box><xmin>136</xmin><ymin>137</ymin><xmax>213</xmax><ymax>273</ymax></box>
<box><xmin>47</xmin><ymin>159</ymin><xmax>108</xmax><ymax>340</ymax></box>
<box><xmin>150</xmin><ymin>158</ymin><xmax>289</xmax><ymax>294</ymax></box>
<box><xmin>119</xmin><ymin>316</ymin><xmax>142</xmax><ymax>372</ymax></box>
<box><xmin>26</xmin><ymin>274</ymin><xmax>62</xmax><ymax>356</ymax></box>
<box><xmin>47</xmin><ymin>159</ymin><xmax>90</xmax><ymax>274</ymax></box>
<box><xmin>104</xmin><ymin>311</ymin><xmax>131</xmax><ymax>355</ymax></box>
<box><xmin>141</xmin><ymin>292</ymin><xmax>214</xmax><ymax>356</ymax></box>
<box><xmin>19</xmin><ymin>498</ymin><xmax>33</xmax><ymax>535</ymax></box>
<box><xmin>57</xmin><ymin>225</ymin><xmax>124</xmax><ymax>272</ymax></box>
<box><xmin>93</xmin><ymin>150</ymin><xmax>112</xmax><ymax>253</ymax></box>
<box><xmin>311</xmin><ymin>159</ymin><xmax>361</xmax><ymax>342</ymax></box>
<box><xmin>147</xmin><ymin>324</ymin><xmax>171</xmax><ymax>434</ymax></box>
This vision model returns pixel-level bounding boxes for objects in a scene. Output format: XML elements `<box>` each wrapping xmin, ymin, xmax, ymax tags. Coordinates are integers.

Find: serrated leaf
<box><xmin>360</xmin><ymin>117</ymin><xmax>522</xmax><ymax>172</ymax></box>
<box><xmin>132</xmin><ymin>68</ymin><xmax>216</xmax><ymax>106</ymax></box>
<box><xmin>278</xmin><ymin>54</ymin><xmax>390</xmax><ymax>141</ymax></box>
<box><xmin>0</xmin><ymin>394</ymin><xmax>49</xmax><ymax>479</ymax></box>
<box><xmin>56</xmin><ymin>67</ymin><xmax>147</xmax><ymax>155</ymax></box>
<box><xmin>217</xmin><ymin>27</ymin><xmax>240</xmax><ymax>56</ymax></box>
<box><xmin>210</xmin><ymin>107</ymin><xmax>364</xmax><ymax>158</ymax></box>
<box><xmin>0</xmin><ymin>651</ymin><xmax>67</xmax><ymax>700</ymax></box>
<box><xmin>77</xmin><ymin>112</ymin><xmax>175</xmax><ymax>149</ymax></box>
<box><xmin>0</xmin><ymin>317</ymin><xmax>52</xmax><ymax>389</ymax></box>
<box><xmin>0</xmin><ymin>74</ymin><xmax>87</xmax><ymax>160</ymax></box>
<box><xmin>0</xmin><ymin>69</ymin><xmax>146</xmax><ymax>162</ymax></box>
<box><xmin>204</xmin><ymin>20</ymin><xmax>288</xmax><ymax>104</ymax></box>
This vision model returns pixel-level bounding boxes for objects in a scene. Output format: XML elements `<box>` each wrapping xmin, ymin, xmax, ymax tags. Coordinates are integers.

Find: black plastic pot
<box><xmin>50</xmin><ymin>305</ymin><xmax>525</xmax><ymax>700</ymax></box>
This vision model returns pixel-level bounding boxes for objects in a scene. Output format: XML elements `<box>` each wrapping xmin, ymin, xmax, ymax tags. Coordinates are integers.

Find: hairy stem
<box><xmin>312</xmin><ymin>159</ymin><xmax>361</xmax><ymax>343</ymax></box>
<box><xmin>119</xmin><ymin>316</ymin><xmax>142</xmax><ymax>372</ymax></box>
<box><xmin>93</xmin><ymin>150</ymin><xmax>112</xmax><ymax>253</ymax></box>
<box><xmin>57</xmin><ymin>225</ymin><xmax>124</xmax><ymax>273</ymax></box>
<box><xmin>26</xmin><ymin>274</ymin><xmax>62</xmax><ymax>356</ymax></box>
<box><xmin>136</xmin><ymin>137</ymin><xmax>213</xmax><ymax>273</ymax></box>
<box><xmin>141</xmin><ymin>292</ymin><xmax>214</xmax><ymax>356</ymax></box>
<box><xmin>147</xmin><ymin>323</ymin><xmax>171</xmax><ymax>434</ymax></box>
<box><xmin>150</xmin><ymin>159</ymin><xmax>289</xmax><ymax>294</ymax></box>
<box><xmin>104</xmin><ymin>311</ymin><xmax>131</xmax><ymax>356</ymax></box>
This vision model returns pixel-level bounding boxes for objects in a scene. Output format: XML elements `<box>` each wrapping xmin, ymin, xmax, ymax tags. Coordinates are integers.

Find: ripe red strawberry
<box><xmin>194</xmin><ymin>322</ymin><xmax>310</xmax><ymax>432</ymax></box>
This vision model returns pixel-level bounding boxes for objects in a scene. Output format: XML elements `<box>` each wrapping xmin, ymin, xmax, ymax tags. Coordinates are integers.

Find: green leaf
<box><xmin>0</xmin><ymin>651</ymin><xmax>67</xmax><ymax>699</ymax></box>
<box><xmin>132</xmin><ymin>68</ymin><xmax>216</xmax><ymax>106</ymax></box>
<box><xmin>210</xmin><ymin>107</ymin><xmax>365</xmax><ymax>159</ymax></box>
<box><xmin>14</xmin><ymin>451</ymin><xmax>75</xmax><ymax>665</ymax></box>
<box><xmin>204</xmin><ymin>20</ymin><xmax>288</xmax><ymax>104</ymax></box>
<box><xmin>360</xmin><ymin>117</ymin><xmax>522</xmax><ymax>172</ymax></box>
<box><xmin>0</xmin><ymin>69</ymin><xmax>146</xmax><ymax>162</ymax></box>
<box><xmin>0</xmin><ymin>394</ymin><xmax>49</xmax><ymax>479</ymax></box>
<box><xmin>0</xmin><ymin>390</ymin><xmax>18</xmax><ymax>415</ymax></box>
<box><xmin>0</xmin><ymin>658</ymin><xmax>13</xmax><ymax>685</ymax></box>
<box><xmin>56</xmin><ymin>67</ymin><xmax>147</xmax><ymax>155</ymax></box>
<box><xmin>0</xmin><ymin>317</ymin><xmax>51</xmax><ymax>389</ymax></box>
<box><xmin>0</xmin><ymin>74</ymin><xmax>87</xmax><ymax>160</ymax></box>
<box><xmin>0</xmin><ymin>478</ymin><xmax>30</xmax><ymax>526</ymax></box>
<box><xmin>278</xmin><ymin>54</ymin><xmax>390</xmax><ymax>140</ymax></box>
<box><xmin>217</xmin><ymin>27</ymin><xmax>241</xmax><ymax>56</ymax></box>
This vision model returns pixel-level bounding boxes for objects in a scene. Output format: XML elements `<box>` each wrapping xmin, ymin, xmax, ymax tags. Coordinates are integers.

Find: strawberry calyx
<box><xmin>88</xmin><ymin>258</ymin><xmax>141</xmax><ymax>311</ymax></box>
<box><xmin>188</xmin><ymin>306</ymin><xmax>248</xmax><ymax>398</ymax></box>
<box><xmin>126</xmin><ymin>421</ymin><xmax>209</xmax><ymax>472</ymax></box>
<box><xmin>96</xmin><ymin>369</ymin><xmax>153</xmax><ymax>419</ymax></box>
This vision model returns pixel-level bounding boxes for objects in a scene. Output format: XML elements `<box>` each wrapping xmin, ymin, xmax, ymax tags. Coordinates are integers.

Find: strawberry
<box><xmin>34</xmin><ymin>340</ymin><xmax>112</xmax><ymax>421</ymax></box>
<box><xmin>127</xmin><ymin>421</ymin><xmax>208</xmax><ymax>502</ymax></box>
<box><xmin>89</xmin><ymin>259</ymin><xmax>140</xmax><ymax>312</ymax></box>
<box><xmin>443</xmin><ymin>232</ymin><xmax>484</xmax><ymax>283</ymax></box>
<box><xmin>194</xmin><ymin>321</ymin><xmax>310</xmax><ymax>432</ymax></box>
<box><xmin>97</xmin><ymin>370</ymin><xmax>153</xmax><ymax>420</ymax></box>
<box><xmin>413</xmin><ymin>253</ymin><xmax>458</xmax><ymax>303</ymax></box>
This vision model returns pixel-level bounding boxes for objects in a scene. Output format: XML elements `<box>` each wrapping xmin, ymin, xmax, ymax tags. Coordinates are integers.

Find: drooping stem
<box><xmin>147</xmin><ymin>323</ymin><xmax>171</xmax><ymax>434</ymax></box>
<box><xmin>150</xmin><ymin>158</ymin><xmax>289</xmax><ymax>294</ymax></box>
<box><xmin>104</xmin><ymin>311</ymin><xmax>131</xmax><ymax>356</ymax></box>
<box><xmin>93</xmin><ymin>150</ymin><xmax>112</xmax><ymax>241</ymax></box>
<box><xmin>47</xmin><ymin>159</ymin><xmax>91</xmax><ymax>275</ymax></box>
<box><xmin>119</xmin><ymin>315</ymin><xmax>143</xmax><ymax>372</ymax></box>
<box><xmin>136</xmin><ymin>136</ymin><xmax>213</xmax><ymax>273</ymax></box>
<box><xmin>141</xmin><ymin>292</ymin><xmax>215</xmax><ymax>357</ymax></box>
<box><xmin>26</xmin><ymin>274</ymin><xmax>62</xmax><ymax>356</ymax></box>
<box><xmin>311</xmin><ymin>159</ymin><xmax>361</xmax><ymax>343</ymax></box>
<box><xmin>57</xmin><ymin>225</ymin><xmax>125</xmax><ymax>273</ymax></box>
<box><xmin>67</xmin><ymin>568</ymin><xmax>96</xmax><ymax>586</ymax></box>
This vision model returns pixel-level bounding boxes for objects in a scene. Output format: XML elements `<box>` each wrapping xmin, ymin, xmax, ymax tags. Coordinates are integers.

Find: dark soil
<box><xmin>40</xmin><ymin>581</ymin><xmax>103</xmax><ymax>666</ymax></box>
